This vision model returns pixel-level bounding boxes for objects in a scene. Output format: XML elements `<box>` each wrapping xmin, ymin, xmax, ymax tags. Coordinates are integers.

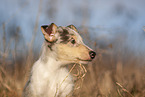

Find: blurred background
<box><xmin>0</xmin><ymin>0</ymin><xmax>145</xmax><ymax>97</ymax></box>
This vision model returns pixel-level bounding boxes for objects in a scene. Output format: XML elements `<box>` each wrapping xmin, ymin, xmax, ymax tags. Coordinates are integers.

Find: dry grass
<box><xmin>1</xmin><ymin>0</ymin><xmax>145</xmax><ymax>97</ymax></box>
<box><xmin>0</xmin><ymin>26</ymin><xmax>145</xmax><ymax>97</ymax></box>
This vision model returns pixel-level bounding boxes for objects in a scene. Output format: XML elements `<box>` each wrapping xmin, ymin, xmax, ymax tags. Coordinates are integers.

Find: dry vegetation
<box><xmin>0</xmin><ymin>24</ymin><xmax>145</xmax><ymax>97</ymax></box>
<box><xmin>1</xmin><ymin>0</ymin><xmax>145</xmax><ymax>96</ymax></box>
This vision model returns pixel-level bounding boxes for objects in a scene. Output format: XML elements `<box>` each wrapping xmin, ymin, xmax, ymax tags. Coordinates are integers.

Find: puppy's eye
<box><xmin>70</xmin><ymin>39</ymin><xmax>76</xmax><ymax>44</ymax></box>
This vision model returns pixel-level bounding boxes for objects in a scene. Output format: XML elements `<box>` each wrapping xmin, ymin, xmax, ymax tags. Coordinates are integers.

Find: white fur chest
<box><xmin>30</xmin><ymin>58</ymin><xmax>74</xmax><ymax>97</ymax></box>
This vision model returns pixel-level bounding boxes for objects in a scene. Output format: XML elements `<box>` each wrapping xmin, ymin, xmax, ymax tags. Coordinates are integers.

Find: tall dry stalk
<box><xmin>2</xmin><ymin>23</ymin><xmax>6</xmax><ymax>64</ymax></box>
<box><xmin>24</xmin><ymin>0</ymin><xmax>43</xmax><ymax>82</ymax></box>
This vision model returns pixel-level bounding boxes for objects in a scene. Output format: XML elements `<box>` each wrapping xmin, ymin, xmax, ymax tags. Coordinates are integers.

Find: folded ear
<box><xmin>41</xmin><ymin>23</ymin><xmax>57</xmax><ymax>42</ymax></box>
<box><xmin>67</xmin><ymin>25</ymin><xmax>78</xmax><ymax>32</ymax></box>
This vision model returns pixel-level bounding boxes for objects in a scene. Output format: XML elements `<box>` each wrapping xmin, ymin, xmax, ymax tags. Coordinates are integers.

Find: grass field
<box><xmin>0</xmin><ymin>26</ymin><xmax>145</xmax><ymax>97</ymax></box>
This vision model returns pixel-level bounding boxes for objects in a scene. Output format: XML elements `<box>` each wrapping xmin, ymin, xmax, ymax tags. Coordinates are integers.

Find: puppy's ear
<box><xmin>41</xmin><ymin>23</ymin><xmax>57</xmax><ymax>42</ymax></box>
<box><xmin>67</xmin><ymin>25</ymin><xmax>78</xmax><ymax>32</ymax></box>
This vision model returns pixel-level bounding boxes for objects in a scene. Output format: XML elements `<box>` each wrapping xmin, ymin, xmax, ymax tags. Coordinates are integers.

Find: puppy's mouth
<box><xmin>76</xmin><ymin>58</ymin><xmax>92</xmax><ymax>63</ymax></box>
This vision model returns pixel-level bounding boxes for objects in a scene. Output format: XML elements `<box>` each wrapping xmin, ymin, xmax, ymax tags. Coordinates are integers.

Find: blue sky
<box><xmin>0</xmin><ymin>0</ymin><xmax>145</xmax><ymax>54</ymax></box>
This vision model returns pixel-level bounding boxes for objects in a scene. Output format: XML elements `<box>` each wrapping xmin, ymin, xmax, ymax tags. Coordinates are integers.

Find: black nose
<box><xmin>89</xmin><ymin>51</ymin><xmax>96</xmax><ymax>59</ymax></box>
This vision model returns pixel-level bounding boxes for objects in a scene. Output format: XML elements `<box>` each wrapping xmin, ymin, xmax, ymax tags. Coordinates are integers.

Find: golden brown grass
<box><xmin>0</xmin><ymin>26</ymin><xmax>145</xmax><ymax>97</ymax></box>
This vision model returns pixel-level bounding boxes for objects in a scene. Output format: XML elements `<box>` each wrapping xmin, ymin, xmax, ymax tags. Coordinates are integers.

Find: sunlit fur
<box><xmin>22</xmin><ymin>24</ymin><xmax>94</xmax><ymax>97</ymax></box>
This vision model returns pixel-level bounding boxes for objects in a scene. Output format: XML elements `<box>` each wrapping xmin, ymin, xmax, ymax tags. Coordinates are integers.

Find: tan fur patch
<box><xmin>57</xmin><ymin>43</ymin><xmax>90</xmax><ymax>62</ymax></box>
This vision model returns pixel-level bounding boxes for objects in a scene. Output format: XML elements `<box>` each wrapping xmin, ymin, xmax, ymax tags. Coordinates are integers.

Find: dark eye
<box><xmin>71</xmin><ymin>39</ymin><xmax>76</xmax><ymax>44</ymax></box>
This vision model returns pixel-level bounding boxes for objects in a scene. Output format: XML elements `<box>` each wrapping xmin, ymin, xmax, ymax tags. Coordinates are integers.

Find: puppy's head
<box><xmin>41</xmin><ymin>23</ymin><xmax>96</xmax><ymax>64</ymax></box>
